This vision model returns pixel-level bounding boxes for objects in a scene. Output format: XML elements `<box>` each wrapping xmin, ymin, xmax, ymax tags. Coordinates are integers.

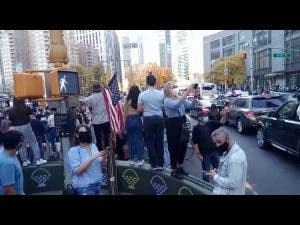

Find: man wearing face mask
<box><xmin>192</xmin><ymin>110</ymin><xmax>226</xmax><ymax>182</ymax></box>
<box><xmin>207</xmin><ymin>128</ymin><xmax>247</xmax><ymax>195</ymax></box>
<box><xmin>0</xmin><ymin>130</ymin><xmax>24</xmax><ymax>195</ymax></box>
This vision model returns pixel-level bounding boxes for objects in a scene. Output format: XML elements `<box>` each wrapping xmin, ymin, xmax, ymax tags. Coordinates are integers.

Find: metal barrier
<box><xmin>23</xmin><ymin>160</ymin><xmax>213</xmax><ymax>195</ymax></box>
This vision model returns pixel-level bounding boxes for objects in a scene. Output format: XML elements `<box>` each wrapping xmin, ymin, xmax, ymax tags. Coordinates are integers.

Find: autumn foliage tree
<box><xmin>127</xmin><ymin>63</ymin><xmax>175</xmax><ymax>89</ymax></box>
<box><xmin>76</xmin><ymin>63</ymin><xmax>108</xmax><ymax>96</ymax></box>
<box><xmin>205</xmin><ymin>51</ymin><xmax>246</xmax><ymax>87</ymax></box>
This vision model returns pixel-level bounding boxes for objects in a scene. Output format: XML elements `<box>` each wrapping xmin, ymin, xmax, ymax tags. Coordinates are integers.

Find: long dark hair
<box><xmin>12</xmin><ymin>98</ymin><xmax>28</xmax><ymax>122</ymax></box>
<box><xmin>127</xmin><ymin>86</ymin><xmax>140</xmax><ymax>109</ymax></box>
<box><xmin>72</xmin><ymin>124</ymin><xmax>92</xmax><ymax>146</ymax></box>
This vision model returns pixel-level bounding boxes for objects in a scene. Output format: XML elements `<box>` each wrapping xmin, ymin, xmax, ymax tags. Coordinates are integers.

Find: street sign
<box><xmin>272</xmin><ymin>53</ymin><xmax>291</xmax><ymax>58</ymax></box>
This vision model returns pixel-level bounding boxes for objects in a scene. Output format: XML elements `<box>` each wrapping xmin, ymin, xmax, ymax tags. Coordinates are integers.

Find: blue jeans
<box><xmin>47</xmin><ymin>127</ymin><xmax>57</xmax><ymax>153</ymax></box>
<box><xmin>202</xmin><ymin>151</ymin><xmax>220</xmax><ymax>182</ymax></box>
<box><xmin>75</xmin><ymin>182</ymin><xmax>101</xmax><ymax>195</ymax></box>
<box><xmin>143</xmin><ymin>116</ymin><xmax>164</xmax><ymax>168</ymax></box>
<box><xmin>36</xmin><ymin>136</ymin><xmax>45</xmax><ymax>159</ymax></box>
<box><xmin>126</xmin><ymin>115</ymin><xmax>145</xmax><ymax>161</ymax></box>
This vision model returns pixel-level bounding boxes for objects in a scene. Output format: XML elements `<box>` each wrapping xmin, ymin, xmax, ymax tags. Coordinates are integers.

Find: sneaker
<box><xmin>178</xmin><ymin>167</ymin><xmax>189</xmax><ymax>176</ymax></box>
<box><xmin>156</xmin><ymin>166</ymin><xmax>163</xmax><ymax>171</ymax></box>
<box><xmin>128</xmin><ymin>160</ymin><xmax>135</xmax><ymax>166</ymax></box>
<box><xmin>151</xmin><ymin>166</ymin><xmax>158</xmax><ymax>171</ymax></box>
<box><xmin>36</xmin><ymin>159</ymin><xmax>47</xmax><ymax>166</ymax></box>
<box><xmin>26</xmin><ymin>160</ymin><xmax>31</xmax><ymax>165</ymax></box>
<box><xmin>22</xmin><ymin>161</ymin><xmax>29</xmax><ymax>167</ymax></box>
<box><xmin>137</xmin><ymin>160</ymin><xmax>144</xmax><ymax>166</ymax></box>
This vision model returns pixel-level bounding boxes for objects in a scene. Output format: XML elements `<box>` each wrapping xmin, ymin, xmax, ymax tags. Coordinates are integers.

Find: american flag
<box><xmin>103</xmin><ymin>73</ymin><xmax>124</xmax><ymax>135</ymax></box>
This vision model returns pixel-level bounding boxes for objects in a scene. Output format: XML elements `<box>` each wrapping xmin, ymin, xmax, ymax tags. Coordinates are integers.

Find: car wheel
<box><xmin>256</xmin><ymin>127</ymin><xmax>269</xmax><ymax>149</ymax></box>
<box><xmin>237</xmin><ymin>118</ymin><xmax>246</xmax><ymax>134</ymax></box>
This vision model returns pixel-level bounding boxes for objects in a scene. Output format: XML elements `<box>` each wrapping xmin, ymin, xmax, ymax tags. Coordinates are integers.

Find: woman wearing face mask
<box><xmin>67</xmin><ymin>125</ymin><xmax>106</xmax><ymax>195</ymax></box>
<box><xmin>163</xmin><ymin>81</ymin><xmax>196</xmax><ymax>179</ymax></box>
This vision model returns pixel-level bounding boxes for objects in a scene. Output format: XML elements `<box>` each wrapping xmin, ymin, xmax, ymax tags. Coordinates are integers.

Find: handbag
<box><xmin>178</xmin><ymin>110</ymin><xmax>190</xmax><ymax>143</ymax></box>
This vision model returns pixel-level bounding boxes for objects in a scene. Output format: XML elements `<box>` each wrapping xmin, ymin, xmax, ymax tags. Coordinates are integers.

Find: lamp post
<box><xmin>224</xmin><ymin>57</ymin><xmax>229</xmax><ymax>92</ymax></box>
<box><xmin>245</xmin><ymin>37</ymin><xmax>257</xmax><ymax>94</ymax></box>
<box><xmin>211</xmin><ymin>60</ymin><xmax>216</xmax><ymax>84</ymax></box>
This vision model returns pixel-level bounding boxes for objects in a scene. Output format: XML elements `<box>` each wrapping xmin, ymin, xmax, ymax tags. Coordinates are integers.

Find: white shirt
<box><xmin>47</xmin><ymin>115</ymin><xmax>55</xmax><ymax>128</ymax></box>
<box><xmin>212</xmin><ymin>143</ymin><xmax>248</xmax><ymax>195</ymax></box>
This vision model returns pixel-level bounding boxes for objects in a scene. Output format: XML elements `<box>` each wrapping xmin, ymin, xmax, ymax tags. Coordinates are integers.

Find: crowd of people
<box><xmin>0</xmin><ymin>73</ymin><xmax>248</xmax><ymax>195</ymax></box>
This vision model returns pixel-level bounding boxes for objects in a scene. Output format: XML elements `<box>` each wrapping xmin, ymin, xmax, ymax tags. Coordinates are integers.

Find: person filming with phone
<box><xmin>67</xmin><ymin>125</ymin><xmax>107</xmax><ymax>195</ymax></box>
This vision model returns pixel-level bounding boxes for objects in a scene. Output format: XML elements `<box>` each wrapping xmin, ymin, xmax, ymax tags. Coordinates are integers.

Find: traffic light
<box><xmin>13</xmin><ymin>73</ymin><xmax>45</xmax><ymax>99</ymax></box>
<box><xmin>243</xmin><ymin>51</ymin><xmax>247</xmax><ymax>59</ymax></box>
<box><xmin>49</xmin><ymin>70</ymin><xmax>80</xmax><ymax>96</ymax></box>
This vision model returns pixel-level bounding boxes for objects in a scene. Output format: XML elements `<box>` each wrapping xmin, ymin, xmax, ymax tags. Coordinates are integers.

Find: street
<box><xmin>184</xmin><ymin>115</ymin><xmax>300</xmax><ymax>195</ymax></box>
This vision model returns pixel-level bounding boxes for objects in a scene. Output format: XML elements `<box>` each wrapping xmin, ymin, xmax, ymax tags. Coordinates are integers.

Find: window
<box><xmin>238</xmin><ymin>31</ymin><xmax>245</xmax><ymax>42</ymax></box>
<box><xmin>210</xmin><ymin>39</ymin><xmax>220</xmax><ymax>49</ymax></box>
<box><xmin>223</xmin><ymin>47</ymin><xmax>235</xmax><ymax>57</ymax></box>
<box><xmin>255</xmin><ymin>49</ymin><xmax>271</xmax><ymax>69</ymax></box>
<box><xmin>255</xmin><ymin>30</ymin><xmax>270</xmax><ymax>47</ymax></box>
<box><xmin>239</xmin><ymin>42</ymin><xmax>245</xmax><ymax>51</ymax></box>
<box><xmin>222</xmin><ymin>34</ymin><xmax>236</xmax><ymax>46</ymax></box>
<box><xmin>278</xmin><ymin>101</ymin><xmax>298</xmax><ymax>120</ymax></box>
<box><xmin>234</xmin><ymin>98</ymin><xmax>248</xmax><ymax>108</ymax></box>
<box><xmin>251</xmin><ymin>97</ymin><xmax>285</xmax><ymax>108</ymax></box>
<box><xmin>286</xmin><ymin>36</ymin><xmax>300</xmax><ymax>64</ymax></box>
<box><xmin>211</xmin><ymin>51</ymin><xmax>220</xmax><ymax>60</ymax></box>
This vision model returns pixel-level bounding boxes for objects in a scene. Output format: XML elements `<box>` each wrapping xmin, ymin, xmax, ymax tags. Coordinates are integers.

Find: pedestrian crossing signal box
<box><xmin>49</xmin><ymin>70</ymin><xmax>80</xmax><ymax>97</ymax></box>
<box><xmin>13</xmin><ymin>73</ymin><xmax>45</xmax><ymax>99</ymax></box>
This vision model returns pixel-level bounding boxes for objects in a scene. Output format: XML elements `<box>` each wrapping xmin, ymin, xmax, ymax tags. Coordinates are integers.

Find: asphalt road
<box><xmin>185</xmin><ymin>115</ymin><xmax>300</xmax><ymax>195</ymax></box>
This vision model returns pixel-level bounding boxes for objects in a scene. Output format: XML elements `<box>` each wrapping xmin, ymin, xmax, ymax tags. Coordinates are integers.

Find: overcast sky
<box><xmin>116</xmin><ymin>30</ymin><xmax>221</xmax><ymax>74</ymax></box>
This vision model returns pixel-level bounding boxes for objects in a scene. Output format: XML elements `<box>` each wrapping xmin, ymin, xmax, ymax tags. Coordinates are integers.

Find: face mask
<box><xmin>216</xmin><ymin>139</ymin><xmax>229</xmax><ymax>155</ymax></box>
<box><xmin>78</xmin><ymin>131</ymin><xmax>91</xmax><ymax>143</ymax></box>
<box><xmin>297</xmin><ymin>105</ymin><xmax>300</xmax><ymax>120</ymax></box>
<box><xmin>171</xmin><ymin>88</ymin><xmax>179</xmax><ymax>96</ymax></box>
<box><xmin>202</xmin><ymin>116</ymin><xmax>209</xmax><ymax>123</ymax></box>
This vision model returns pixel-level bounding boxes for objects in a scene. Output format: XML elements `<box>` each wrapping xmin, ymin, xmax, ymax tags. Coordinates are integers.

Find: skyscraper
<box><xmin>63</xmin><ymin>30</ymin><xmax>79</xmax><ymax>68</ymax></box>
<box><xmin>27</xmin><ymin>30</ymin><xmax>50</xmax><ymax>70</ymax></box>
<box><xmin>74</xmin><ymin>30</ymin><xmax>103</xmax><ymax>61</ymax></box>
<box><xmin>0</xmin><ymin>30</ymin><xmax>15</xmax><ymax>94</ymax></box>
<box><xmin>158</xmin><ymin>30</ymin><xmax>172</xmax><ymax>69</ymax></box>
<box><xmin>171</xmin><ymin>30</ymin><xmax>190</xmax><ymax>80</ymax></box>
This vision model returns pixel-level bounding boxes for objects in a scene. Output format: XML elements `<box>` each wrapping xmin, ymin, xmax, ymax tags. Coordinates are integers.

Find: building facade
<box><xmin>158</xmin><ymin>30</ymin><xmax>172</xmax><ymax>70</ymax></box>
<box><xmin>204</xmin><ymin>30</ymin><xmax>300</xmax><ymax>90</ymax></box>
<box><xmin>170</xmin><ymin>30</ymin><xmax>191</xmax><ymax>80</ymax></box>
<box><xmin>77</xmin><ymin>43</ymin><xmax>100</xmax><ymax>68</ymax></box>
<box><xmin>63</xmin><ymin>30</ymin><xmax>79</xmax><ymax>68</ymax></box>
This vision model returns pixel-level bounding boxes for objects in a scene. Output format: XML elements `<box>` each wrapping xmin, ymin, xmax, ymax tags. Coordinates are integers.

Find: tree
<box><xmin>92</xmin><ymin>64</ymin><xmax>105</xmax><ymax>81</ymax></box>
<box><xmin>205</xmin><ymin>51</ymin><xmax>246</xmax><ymax>87</ymax></box>
<box><xmin>126</xmin><ymin>63</ymin><xmax>175</xmax><ymax>90</ymax></box>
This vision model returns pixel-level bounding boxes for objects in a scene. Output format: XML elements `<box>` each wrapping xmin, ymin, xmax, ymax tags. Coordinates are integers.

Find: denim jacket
<box><xmin>212</xmin><ymin>143</ymin><xmax>247</xmax><ymax>195</ymax></box>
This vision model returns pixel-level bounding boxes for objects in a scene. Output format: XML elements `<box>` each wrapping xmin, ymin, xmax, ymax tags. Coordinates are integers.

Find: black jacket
<box><xmin>192</xmin><ymin>120</ymin><xmax>222</xmax><ymax>154</ymax></box>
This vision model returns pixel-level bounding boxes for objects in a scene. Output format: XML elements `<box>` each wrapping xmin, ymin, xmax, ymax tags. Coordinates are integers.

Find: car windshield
<box><xmin>202</xmin><ymin>85</ymin><xmax>215</xmax><ymax>90</ymax></box>
<box><xmin>251</xmin><ymin>97</ymin><xmax>285</xmax><ymax>108</ymax></box>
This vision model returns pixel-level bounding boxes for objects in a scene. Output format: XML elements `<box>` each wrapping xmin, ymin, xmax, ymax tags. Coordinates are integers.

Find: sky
<box><xmin>116</xmin><ymin>30</ymin><xmax>221</xmax><ymax>74</ymax></box>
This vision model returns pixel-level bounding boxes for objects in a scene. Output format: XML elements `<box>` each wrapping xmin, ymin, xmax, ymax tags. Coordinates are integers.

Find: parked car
<box><xmin>256</xmin><ymin>95</ymin><xmax>300</xmax><ymax>158</ymax></box>
<box><xmin>225</xmin><ymin>94</ymin><xmax>286</xmax><ymax>134</ymax></box>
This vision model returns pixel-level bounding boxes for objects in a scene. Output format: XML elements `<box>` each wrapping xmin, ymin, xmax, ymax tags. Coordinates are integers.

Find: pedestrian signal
<box><xmin>13</xmin><ymin>73</ymin><xmax>45</xmax><ymax>99</ymax></box>
<box><xmin>49</xmin><ymin>70</ymin><xmax>80</xmax><ymax>96</ymax></box>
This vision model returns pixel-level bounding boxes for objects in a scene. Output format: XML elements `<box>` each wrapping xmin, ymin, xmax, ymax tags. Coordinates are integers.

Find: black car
<box><xmin>225</xmin><ymin>94</ymin><xmax>286</xmax><ymax>134</ymax></box>
<box><xmin>256</xmin><ymin>96</ymin><xmax>300</xmax><ymax>157</ymax></box>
